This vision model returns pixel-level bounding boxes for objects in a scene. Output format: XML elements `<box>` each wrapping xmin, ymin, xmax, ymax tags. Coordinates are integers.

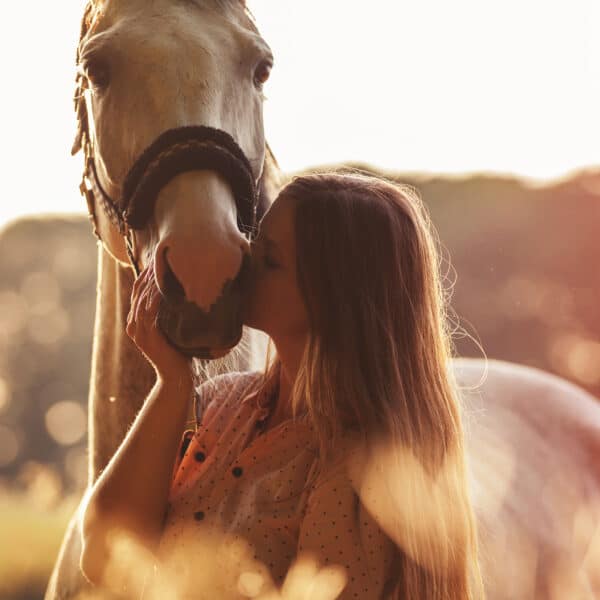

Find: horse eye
<box><xmin>82</xmin><ymin>57</ymin><xmax>110</xmax><ymax>89</ymax></box>
<box><xmin>254</xmin><ymin>60</ymin><xmax>272</xmax><ymax>88</ymax></box>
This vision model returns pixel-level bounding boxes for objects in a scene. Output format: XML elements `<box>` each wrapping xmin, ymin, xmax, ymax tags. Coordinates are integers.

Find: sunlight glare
<box><xmin>44</xmin><ymin>401</ymin><xmax>87</xmax><ymax>446</ymax></box>
<box><xmin>1</xmin><ymin>0</ymin><xmax>598</xmax><ymax>228</ymax></box>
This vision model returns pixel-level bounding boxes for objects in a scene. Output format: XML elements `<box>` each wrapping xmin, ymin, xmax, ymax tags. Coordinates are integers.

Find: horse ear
<box><xmin>72</xmin><ymin>2</ymin><xmax>95</xmax><ymax>156</ymax></box>
<box><xmin>256</xmin><ymin>142</ymin><xmax>281</xmax><ymax>218</ymax></box>
<box><xmin>213</xmin><ymin>0</ymin><xmax>247</xmax><ymax>9</ymax></box>
<box><xmin>71</xmin><ymin>89</ymin><xmax>88</xmax><ymax>156</ymax></box>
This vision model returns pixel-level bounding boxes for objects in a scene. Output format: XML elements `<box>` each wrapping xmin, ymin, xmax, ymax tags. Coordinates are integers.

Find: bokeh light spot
<box><xmin>237</xmin><ymin>571</ymin><xmax>265</xmax><ymax>596</ymax></box>
<box><xmin>0</xmin><ymin>424</ymin><xmax>20</xmax><ymax>467</ymax></box>
<box><xmin>0</xmin><ymin>377</ymin><xmax>10</xmax><ymax>413</ymax></box>
<box><xmin>0</xmin><ymin>291</ymin><xmax>27</xmax><ymax>337</ymax></box>
<box><xmin>20</xmin><ymin>271</ymin><xmax>62</xmax><ymax>317</ymax></box>
<box><xmin>566</xmin><ymin>340</ymin><xmax>600</xmax><ymax>386</ymax></box>
<box><xmin>27</xmin><ymin>307</ymin><xmax>70</xmax><ymax>346</ymax></box>
<box><xmin>52</xmin><ymin>243</ymin><xmax>94</xmax><ymax>291</ymax></box>
<box><xmin>45</xmin><ymin>401</ymin><xmax>87</xmax><ymax>446</ymax></box>
<box><xmin>549</xmin><ymin>335</ymin><xmax>600</xmax><ymax>386</ymax></box>
<box><xmin>500</xmin><ymin>277</ymin><xmax>544</xmax><ymax>318</ymax></box>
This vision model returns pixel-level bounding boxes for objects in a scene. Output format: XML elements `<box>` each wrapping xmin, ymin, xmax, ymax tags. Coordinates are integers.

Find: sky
<box><xmin>1</xmin><ymin>0</ymin><xmax>599</xmax><ymax>229</ymax></box>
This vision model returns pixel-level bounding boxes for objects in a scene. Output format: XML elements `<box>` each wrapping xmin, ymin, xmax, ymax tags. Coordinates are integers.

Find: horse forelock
<box><xmin>72</xmin><ymin>0</ymin><xmax>257</xmax><ymax>157</ymax></box>
<box><xmin>183</xmin><ymin>0</ymin><xmax>257</xmax><ymax>31</ymax></box>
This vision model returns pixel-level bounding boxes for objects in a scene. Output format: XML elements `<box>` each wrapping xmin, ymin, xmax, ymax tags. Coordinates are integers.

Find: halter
<box><xmin>79</xmin><ymin>125</ymin><xmax>259</xmax><ymax>276</ymax></box>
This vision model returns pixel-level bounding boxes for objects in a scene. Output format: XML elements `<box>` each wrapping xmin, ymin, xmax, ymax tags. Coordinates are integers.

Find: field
<box><xmin>1</xmin><ymin>168</ymin><xmax>599</xmax><ymax>598</ymax></box>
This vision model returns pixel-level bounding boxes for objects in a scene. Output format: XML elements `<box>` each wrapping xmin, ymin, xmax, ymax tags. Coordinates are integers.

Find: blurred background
<box><xmin>1</xmin><ymin>1</ymin><xmax>599</xmax><ymax>598</ymax></box>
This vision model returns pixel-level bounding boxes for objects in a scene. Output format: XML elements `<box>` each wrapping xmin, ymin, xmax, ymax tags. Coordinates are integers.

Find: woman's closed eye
<box><xmin>254</xmin><ymin>235</ymin><xmax>283</xmax><ymax>270</ymax></box>
<box><xmin>263</xmin><ymin>253</ymin><xmax>281</xmax><ymax>269</ymax></box>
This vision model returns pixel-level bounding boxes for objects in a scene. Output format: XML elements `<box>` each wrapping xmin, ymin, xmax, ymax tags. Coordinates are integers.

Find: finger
<box><xmin>133</xmin><ymin>264</ymin><xmax>152</xmax><ymax>294</ymax></box>
<box><xmin>133</xmin><ymin>286</ymin><xmax>144</xmax><ymax>325</ymax></box>
<box><xmin>131</xmin><ymin>267</ymin><xmax>146</xmax><ymax>294</ymax></box>
<box><xmin>145</xmin><ymin>289</ymin><xmax>162</xmax><ymax>326</ymax></box>
<box><xmin>125</xmin><ymin>309</ymin><xmax>140</xmax><ymax>342</ymax></box>
<box><xmin>129</xmin><ymin>290</ymin><xmax>141</xmax><ymax>327</ymax></box>
<box><xmin>130</xmin><ymin>268</ymin><xmax>149</xmax><ymax>319</ymax></box>
<box><xmin>134</xmin><ymin>271</ymin><xmax>153</xmax><ymax>324</ymax></box>
<box><xmin>146</xmin><ymin>277</ymin><xmax>161</xmax><ymax>311</ymax></box>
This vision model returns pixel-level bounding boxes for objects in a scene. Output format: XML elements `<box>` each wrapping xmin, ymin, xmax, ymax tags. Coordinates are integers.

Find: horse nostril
<box><xmin>162</xmin><ymin>248</ymin><xmax>186</xmax><ymax>303</ymax></box>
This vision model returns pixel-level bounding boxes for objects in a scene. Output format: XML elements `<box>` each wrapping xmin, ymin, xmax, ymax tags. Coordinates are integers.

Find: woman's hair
<box><xmin>271</xmin><ymin>172</ymin><xmax>484</xmax><ymax>599</ymax></box>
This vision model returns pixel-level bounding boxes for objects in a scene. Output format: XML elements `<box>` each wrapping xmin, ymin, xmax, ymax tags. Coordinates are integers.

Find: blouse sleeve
<box><xmin>296</xmin><ymin>459</ymin><xmax>398</xmax><ymax>599</ymax></box>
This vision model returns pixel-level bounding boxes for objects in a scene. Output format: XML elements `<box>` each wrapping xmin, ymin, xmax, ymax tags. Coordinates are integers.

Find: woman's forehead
<box><xmin>260</xmin><ymin>193</ymin><xmax>295</xmax><ymax>239</ymax></box>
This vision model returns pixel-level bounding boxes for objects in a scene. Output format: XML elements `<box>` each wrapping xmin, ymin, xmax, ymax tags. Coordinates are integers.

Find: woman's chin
<box><xmin>241</xmin><ymin>311</ymin><xmax>262</xmax><ymax>333</ymax></box>
<box><xmin>207</xmin><ymin>347</ymin><xmax>233</xmax><ymax>359</ymax></box>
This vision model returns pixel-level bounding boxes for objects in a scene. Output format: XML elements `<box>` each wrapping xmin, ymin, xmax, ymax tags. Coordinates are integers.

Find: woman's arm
<box><xmin>80</xmin><ymin>267</ymin><xmax>194</xmax><ymax>587</ymax></box>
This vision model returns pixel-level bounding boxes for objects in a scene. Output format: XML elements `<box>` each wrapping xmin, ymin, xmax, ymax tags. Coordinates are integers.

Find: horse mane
<box><xmin>256</xmin><ymin>142</ymin><xmax>283</xmax><ymax>218</ymax></box>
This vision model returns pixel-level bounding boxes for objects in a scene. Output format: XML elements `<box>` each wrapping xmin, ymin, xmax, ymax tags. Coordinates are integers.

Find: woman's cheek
<box><xmin>251</xmin><ymin>270</ymin><xmax>270</xmax><ymax>302</ymax></box>
<box><xmin>245</xmin><ymin>271</ymin><xmax>274</xmax><ymax>326</ymax></box>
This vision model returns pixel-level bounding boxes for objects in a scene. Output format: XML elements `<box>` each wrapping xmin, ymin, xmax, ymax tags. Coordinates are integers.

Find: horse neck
<box><xmin>88</xmin><ymin>247</ymin><xmax>157</xmax><ymax>483</ymax></box>
<box><xmin>87</xmin><ymin>146</ymin><xmax>282</xmax><ymax>484</ymax></box>
<box><xmin>258</xmin><ymin>143</ymin><xmax>284</xmax><ymax>212</ymax></box>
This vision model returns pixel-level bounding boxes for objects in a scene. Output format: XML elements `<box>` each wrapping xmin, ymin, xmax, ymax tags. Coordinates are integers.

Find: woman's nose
<box><xmin>244</xmin><ymin>244</ymin><xmax>256</xmax><ymax>277</ymax></box>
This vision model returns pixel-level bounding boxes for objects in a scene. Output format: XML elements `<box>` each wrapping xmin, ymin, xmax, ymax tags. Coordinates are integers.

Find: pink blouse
<box><xmin>151</xmin><ymin>371</ymin><xmax>399</xmax><ymax>599</ymax></box>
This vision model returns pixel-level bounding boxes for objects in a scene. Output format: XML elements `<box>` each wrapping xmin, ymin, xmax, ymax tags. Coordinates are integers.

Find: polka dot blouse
<box><xmin>153</xmin><ymin>371</ymin><xmax>400</xmax><ymax>599</ymax></box>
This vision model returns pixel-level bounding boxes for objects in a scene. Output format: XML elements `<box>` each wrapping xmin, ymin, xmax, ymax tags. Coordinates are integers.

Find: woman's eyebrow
<box><xmin>263</xmin><ymin>236</ymin><xmax>279</xmax><ymax>250</ymax></box>
<box><xmin>262</xmin><ymin>236</ymin><xmax>287</xmax><ymax>260</ymax></box>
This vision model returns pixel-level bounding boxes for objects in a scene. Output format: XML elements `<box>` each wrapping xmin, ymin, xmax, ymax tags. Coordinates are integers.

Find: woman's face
<box><xmin>244</xmin><ymin>193</ymin><xmax>309</xmax><ymax>342</ymax></box>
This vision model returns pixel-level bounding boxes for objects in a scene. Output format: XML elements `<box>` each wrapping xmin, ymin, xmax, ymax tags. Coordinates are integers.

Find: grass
<box><xmin>0</xmin><ymin>489</ymin><xmax>79</xmax><ymax>600</ymax></box>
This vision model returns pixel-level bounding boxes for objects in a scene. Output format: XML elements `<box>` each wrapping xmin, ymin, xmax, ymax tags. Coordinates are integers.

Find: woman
<box><xmin>80</xmin><ymin>173</ymin><xmax>484</xmax><ymax>599</ymax></box>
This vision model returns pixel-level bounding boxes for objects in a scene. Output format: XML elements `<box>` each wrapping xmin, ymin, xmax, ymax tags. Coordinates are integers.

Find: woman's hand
<box><xmin>126</xmin><ymin>265</ymin><xmax>192</xmax><ymax>384</ymax></box>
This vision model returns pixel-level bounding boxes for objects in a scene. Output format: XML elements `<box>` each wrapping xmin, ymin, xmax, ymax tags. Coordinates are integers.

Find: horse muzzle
<box><xmin>156</xmin><ymin>252</ymin><xmax>252</xmax><ymax>358</ymax></box>
<box><xmin>82</xmin><ymin>125</ymin><xmax>259</xmax><ymax>359</ymax></box>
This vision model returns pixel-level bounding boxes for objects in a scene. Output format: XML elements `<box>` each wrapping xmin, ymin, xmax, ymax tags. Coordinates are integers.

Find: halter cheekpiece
<box><xmin>83</xmin><ymin>126</ymin><xmax>257</xmax><ymax>231</ymax></box>
<box><xmin>80</xmin><ymin>126</ymin><xmax>259</xmax><ymax>274</ymax></box>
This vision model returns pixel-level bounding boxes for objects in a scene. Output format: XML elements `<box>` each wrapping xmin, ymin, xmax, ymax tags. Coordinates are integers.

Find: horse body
<box><xmin>45</xmin><ymin>1</ymin><xmax>600</xmax><ymax>598</ymax></box>
<box><xmin>456</xmin><ymin>359</ymin><xmax>600</xmax><ymax>597</ymax></box>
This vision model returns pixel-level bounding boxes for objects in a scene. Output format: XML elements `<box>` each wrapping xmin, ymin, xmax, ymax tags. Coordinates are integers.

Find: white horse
<box><xmin>45</xmin><ymin>1</ymin><xmax>600</xmax><ymax>598</ymax></box>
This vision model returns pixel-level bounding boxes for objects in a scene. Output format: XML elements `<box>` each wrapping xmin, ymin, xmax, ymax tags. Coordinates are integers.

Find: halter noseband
<box><xmin>79</xmin><ymin>125</ymin><xmax>259</xmax><ymax>276</ymax></box>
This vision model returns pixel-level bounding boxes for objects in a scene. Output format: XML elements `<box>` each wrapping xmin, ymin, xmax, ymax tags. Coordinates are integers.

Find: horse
<box><xmin>45</xmin><ymin>1</ymin><xmax>277</xmax><ymax>596</ymax></box>
<box><xmin>45</xmin><ymin>1</ymin><xmax>600</xmax><ymax>598</ymax></box>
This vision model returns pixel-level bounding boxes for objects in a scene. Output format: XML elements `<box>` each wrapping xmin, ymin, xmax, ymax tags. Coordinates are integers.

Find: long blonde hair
<box><xmin>268</xmin><ymin>172</ymin><xmax>484</xmax><ymax>598</ymax></box>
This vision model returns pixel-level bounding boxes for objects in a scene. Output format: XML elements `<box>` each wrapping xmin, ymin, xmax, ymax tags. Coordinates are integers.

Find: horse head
<box><xmin>73</xmin><ymin>0</ymin><xmax>274</xmax><ymax>358</ymax></box>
